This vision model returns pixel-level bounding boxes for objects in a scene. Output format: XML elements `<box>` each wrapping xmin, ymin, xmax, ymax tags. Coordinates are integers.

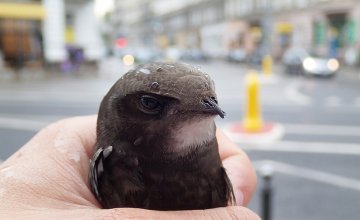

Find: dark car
<box><xmin>282</xmin><ymin>47</ymin><xmax>340</xmax><ymax>77</ymax></box>
<box><xmin>226</xmin><ymin>49</ymin><xmax>247</xmax><ymax>63</ymax></box>
<box><xmin>115</xmin><ymin>48</ymin><xmax>163</xmax><ymax>65</ymax></box>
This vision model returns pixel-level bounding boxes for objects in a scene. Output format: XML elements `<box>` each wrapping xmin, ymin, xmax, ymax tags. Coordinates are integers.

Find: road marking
<box><xmin>284</xmin><ymin>123</ymin><xmax>360</xmax><ymax>136</ymax></box>
<box><xmin>0</xmin><ymin>117</ymin><xmax>49</xmax><ymax>131</ymax></box>
<box><xmin>323</xmin><ymin>107</ymin><xmax>360</xmax><ymax>114</ymax></box>
<box><xmin>254</xmin><ymin>160</ymin><xmax>360</xmax><ymax>192</ymax></box>
<box><xmin>325</xmin><ymin>96</ymin><xmax>341</xmax><ymax>107</ymax></box>
<box><xmin>240</xmin><ymin>140</ymin><xmax>360</xmax><ymax>155</ymax></box>
<box><xmin>284</xmin><ymin>82</ymin><xmax>311</xmax><ymax>106</ymax></box>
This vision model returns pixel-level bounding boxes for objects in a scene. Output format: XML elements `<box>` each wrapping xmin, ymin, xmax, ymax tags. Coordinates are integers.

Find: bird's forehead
<box><xmin>117</xmin><ymin>63</ymin><xmax>216</xmax><ymax>98</ymax></box>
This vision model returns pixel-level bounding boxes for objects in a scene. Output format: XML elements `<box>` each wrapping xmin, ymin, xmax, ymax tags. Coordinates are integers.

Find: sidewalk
<box><xmin>0</xmin><ymin>56</ymin><xmax>137</xmax><ymax>83</ymax></box>
<box><xmin>0</xmin><ymin>63</ymin><xmax>100</xmax><ymax>82</ymax></box>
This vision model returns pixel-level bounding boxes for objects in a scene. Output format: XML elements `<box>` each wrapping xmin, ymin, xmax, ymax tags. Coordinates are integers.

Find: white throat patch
<box><xmin>172</xmin><ymin>117</ymin><xmax>216</xmax><ymax>153</ymax></box>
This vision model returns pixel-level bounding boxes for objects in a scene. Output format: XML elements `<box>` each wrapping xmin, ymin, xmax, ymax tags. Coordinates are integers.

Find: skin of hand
<box><xmin>0</xmin><ymin>116</ymin><xmax>258</xmax><ymax>220</ymax></box>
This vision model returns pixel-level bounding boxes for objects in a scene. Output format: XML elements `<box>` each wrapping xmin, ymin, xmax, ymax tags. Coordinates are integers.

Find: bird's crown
<box><xmin>114</xmin><ymin>62</ymin><xmax>216</xmax><ymax>99</ymax></box>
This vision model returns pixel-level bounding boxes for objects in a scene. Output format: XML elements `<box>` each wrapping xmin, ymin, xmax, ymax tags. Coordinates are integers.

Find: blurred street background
<box><xmin>1</xmin><ymin>0</ymin><xmax>360</xmax><ymax>220</ymax></box>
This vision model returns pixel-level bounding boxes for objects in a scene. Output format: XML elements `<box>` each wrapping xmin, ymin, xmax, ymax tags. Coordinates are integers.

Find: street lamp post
<box><xmin>261</xmin><ymin>0</ymin><xmax>272</xmax><ymax>58</ymax></box>
<box><xmin>260</xmin><ymin>164</ymin><xmax>274</xmax><ymax>220</ymax></box>
<box><xmin>261</xmin><ymin>0</ymin><xmax>273</xmax><ymax>75</ymax></box>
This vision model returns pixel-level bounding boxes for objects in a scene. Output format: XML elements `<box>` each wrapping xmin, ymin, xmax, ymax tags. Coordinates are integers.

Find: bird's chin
<box><xmin>170</xmin><ymin>116</ymin><xmax>216</xmax><ymax>155</ymax></box>
<box><xmin>201</xmin><ymin>112</ymin><xmax>219</xmax><ymax>119</ymax></box>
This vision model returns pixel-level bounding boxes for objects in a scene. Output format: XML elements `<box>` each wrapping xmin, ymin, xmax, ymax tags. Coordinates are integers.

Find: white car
<box><xmin>283</xmin><ymin>47</ymin><xmax>340</xmax><ymax>77</ymax></box>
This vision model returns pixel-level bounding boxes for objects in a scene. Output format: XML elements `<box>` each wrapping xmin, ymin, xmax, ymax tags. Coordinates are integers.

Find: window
<box><xmin>190</xmin><ymin>11</ymin><xmax>202</xmax><ymax>27</ymax></box>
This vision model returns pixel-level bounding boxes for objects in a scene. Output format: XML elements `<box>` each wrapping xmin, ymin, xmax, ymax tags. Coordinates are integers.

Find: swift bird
<box><xmin>89</xmin><ymin>62</ymin><xmax>235</xmax><ymax>210</ymax></box>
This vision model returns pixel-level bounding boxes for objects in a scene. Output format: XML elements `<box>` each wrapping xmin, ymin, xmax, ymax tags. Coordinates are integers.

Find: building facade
<box><xmin>0</xmin><ymin>0</ymin><xmax>45</xmax><ymax>68</ymax></box>
<box><xmin>0</xmin><ymin>0</ymin><xmax>105</xmax><ymax>68</ymax></box>
<box><xmin>112</xmin><ymin>0</ymin><xmax>225</xmax><ymax>52</ymax></box>
<box><xmin>112</xmin><ymin>0</ymin><xmax>360</xmax><ymax>63</ymax></box>
<box><xmin>223</xmin><ymin>0</ymin><xmax>360</xmax><ymax>61</ymax></box>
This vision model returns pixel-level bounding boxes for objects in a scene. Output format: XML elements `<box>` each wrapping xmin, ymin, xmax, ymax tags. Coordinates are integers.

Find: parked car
<box><xmin>282</xmin><ymin>47</ymin><xmax>340</xmax><ymax>77</ymax></box>
<box><xmin>133</xmin><ymin>48</ymin><xmax>163</xmax><ymax>64</ymax></box>
<box><xmin>226</xmin><ymin>49</ymin><xmax>247</xmax><ymax>63</ymax></box>
<box><xmin>247</xmin><ymin>49</ymin><xmax>263</xmax><ymax>66</ymax></box>
<box><xmin>165</xmin><ymin>47</ymin><xmax>184</xmax><ymax>61</ymax></box>
<box><xmin>180</xmin><ymin>49</ymin><xmax>209</xmax><ymax>62</ymax></box>
<box><xmin>115</xmin><ymin>48</ymin><xmax>163</xmax><ymax>65</ymax></box>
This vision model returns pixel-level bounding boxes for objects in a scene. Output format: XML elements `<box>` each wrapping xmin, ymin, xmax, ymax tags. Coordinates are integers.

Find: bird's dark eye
<box><xmin>140</xmin><ymin>95</ymin><xmax>163</xmax><ymax>114</ymax></box>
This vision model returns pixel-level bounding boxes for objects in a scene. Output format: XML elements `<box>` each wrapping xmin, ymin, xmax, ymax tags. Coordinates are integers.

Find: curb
<box><xmin>222</xmin><ymin>122</ymin><xmax>284</xmax><ymax>145</ymax></box>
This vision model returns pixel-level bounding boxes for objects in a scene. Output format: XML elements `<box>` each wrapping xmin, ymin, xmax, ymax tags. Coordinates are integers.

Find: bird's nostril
<box><xmin>201</xmin><ymin>98</ymin><xmax>225</xmax><ymax>118</ymax></box>
<box><xmin>202</xmin><ymin>99</ymin><xmax>214</xmax><ymax>109</ymax></box>
<box><xmin>210</xmin><ymin>97</ymin><xmax>218</xmax><ymax>104</ymax></box>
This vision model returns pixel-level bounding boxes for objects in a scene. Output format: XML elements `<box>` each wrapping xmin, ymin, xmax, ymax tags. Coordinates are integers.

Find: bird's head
<box><xmin>97</xmin><ymin>62</ymin><xmax>225</xmax><ymax>156</ymax></box>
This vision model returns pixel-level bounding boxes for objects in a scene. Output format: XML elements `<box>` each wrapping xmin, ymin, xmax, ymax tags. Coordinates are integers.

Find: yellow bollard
<box><xmin>242</xmin><ymin>71</ymin><xmax>263</xmax><ymax>132</ymax></box>
<box><xmin>262</xmin><ymin>55</ymin><xmax>273</xmax><ymax>76</ymax></box>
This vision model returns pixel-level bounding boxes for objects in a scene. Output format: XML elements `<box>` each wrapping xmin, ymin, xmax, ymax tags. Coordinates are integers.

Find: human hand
<box><xmin>0</xmin><ymin>116</ymin><xmax>258</xmax><ymax>219</ymax></box>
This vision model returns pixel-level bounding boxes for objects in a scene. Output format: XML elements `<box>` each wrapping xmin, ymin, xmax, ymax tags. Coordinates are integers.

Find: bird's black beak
<box><xmin>202</xmin><ymin>97</ymin><xmax>226</xmax><ymax>118</ymax></box>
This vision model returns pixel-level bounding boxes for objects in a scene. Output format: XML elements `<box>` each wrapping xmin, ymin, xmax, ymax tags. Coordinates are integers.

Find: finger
<box><xmin>95</xmin><ymin>206</ymin><xmax>260</xmax><ymax>220</ymax></box>
<box><xmin>5</xmin><ymin>206</ymin><xmax>260</xmax><ymax>220</ymax></box>
<box><xmin>6</xmin><ymin>115</ymin><xmax>98</xmax><ymax>184</ymax></box>
<box><xmin>216</xmin><ymin>129</ymin><xmax>257</xmax><ymax>206</ymax></box>
<box><xmin>35</xmin><ymin>115</ymin><xmax>98</xmax><ymax>158</ymax></box>
<box><xmin>0</xmin><ymin>115</ymin><xmax>99</xmax><ymax>208</ymax></box>
<box><xmin>3</xmin><ymin>115</ymin><xmax>97</xmax><ymax>166</ymax></box>
<box><xmin>217</xmin><ymin>128</ymin><xmax>244</xmax><ymax>160</ymax></box>
<box><xmin>223</xmin><ymin>154</ymin><xmax>257</xmax><ymax>206</ymax></box>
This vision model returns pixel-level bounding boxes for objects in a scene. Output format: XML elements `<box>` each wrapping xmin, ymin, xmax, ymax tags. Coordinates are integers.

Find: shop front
<box><xmin>0</xmin><ymin>2</ymin><xmax>45</xmax><ymax>69</ymax></box>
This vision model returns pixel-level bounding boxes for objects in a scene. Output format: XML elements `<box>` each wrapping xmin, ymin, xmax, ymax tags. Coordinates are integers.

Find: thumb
<box><xmin>95</xmin><ymin>207</ymin><xmax>260</xmax><ymax>220</ymax></box>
